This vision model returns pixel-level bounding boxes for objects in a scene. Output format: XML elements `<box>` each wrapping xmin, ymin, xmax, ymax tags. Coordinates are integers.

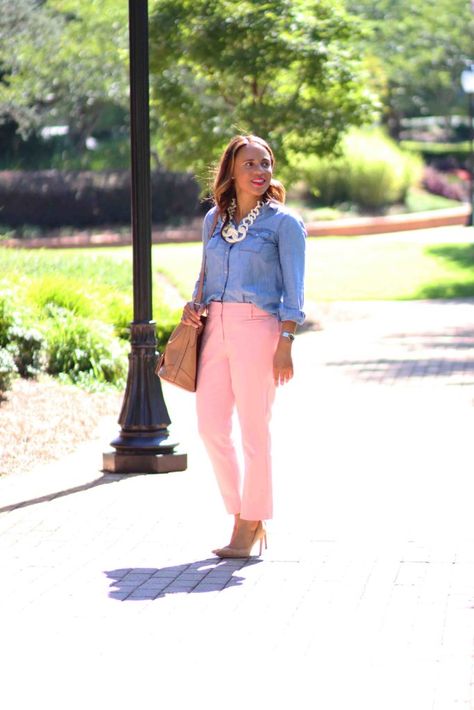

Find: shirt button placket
<box><xmin>221</xmin><ymin>243</ymin><xmax>230</xmax><ymax>300</ymax></box>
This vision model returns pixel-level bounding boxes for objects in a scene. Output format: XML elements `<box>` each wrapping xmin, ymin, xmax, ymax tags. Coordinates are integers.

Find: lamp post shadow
<box><xmin>104</xmin><ymin>558</ymin><xmax>263</xmax><ymax>601</ymax></box>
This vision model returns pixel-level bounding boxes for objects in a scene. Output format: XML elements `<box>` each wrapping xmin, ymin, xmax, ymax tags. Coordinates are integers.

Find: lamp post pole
<box><xmin>461</xmin><ymin>65</ymin><xmax>474</xmax><ymax>227</ymax></box>
<box><xmin>103</xmin><ymin>0</ymin><xmax>187</xmax><ymax>474</ymax></box>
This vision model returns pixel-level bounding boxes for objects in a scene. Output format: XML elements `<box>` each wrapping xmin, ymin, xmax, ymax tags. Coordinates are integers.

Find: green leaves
<box><xmin>351</xmin><ymin>0</ymin><xmax>474</xmax><ymax>121</ymax></box>
<box><xmin>149</xmin><ymin>0</ymin><xmax>378</xmax><ymax>182</ymax></box>
<box><xmin>290</xmin><ymin>127</ymin><xmax>423</xmax><ymax>210</ymax></box>
<box><xmin>0</xmin><ymin>0</ymin><xmax>129</xmax><ymax>145</ymax></box>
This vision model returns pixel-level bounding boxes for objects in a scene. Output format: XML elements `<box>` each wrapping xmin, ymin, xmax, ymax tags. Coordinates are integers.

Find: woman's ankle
<box><xmin>239</xmin><ymin>518</ymin><xmax>259</xmax><ymax>529</ymax></box>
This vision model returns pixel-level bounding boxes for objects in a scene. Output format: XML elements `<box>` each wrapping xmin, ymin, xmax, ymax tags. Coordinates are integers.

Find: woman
<box><xmin>182</xmin><ymin>134</ymin><xmax>306</xmax><ymax>558</ymax></box>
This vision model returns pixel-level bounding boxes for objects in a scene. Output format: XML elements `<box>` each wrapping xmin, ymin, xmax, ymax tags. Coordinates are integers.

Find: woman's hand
<box><xmin>181</xmin><ymin>301</ymin><xmax>205</xmax><ymax>328</ymax></box>
<box><xmin>273</xmin><ymin>339</ymin><xmax>294</xmax><ymax>386</ymax></box>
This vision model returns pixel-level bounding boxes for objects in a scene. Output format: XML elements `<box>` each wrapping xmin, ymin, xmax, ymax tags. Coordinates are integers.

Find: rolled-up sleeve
<box><xmin>277</xmin><ymin>213</ymin><xmax>306</xmax><ymax>324</ymax></box>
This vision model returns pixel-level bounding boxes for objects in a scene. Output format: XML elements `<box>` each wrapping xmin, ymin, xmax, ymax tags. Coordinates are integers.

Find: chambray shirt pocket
<box><xmin>239</xmin><ymin>229</ymin><xmax>278</xmax><ymax>262</ymax></box>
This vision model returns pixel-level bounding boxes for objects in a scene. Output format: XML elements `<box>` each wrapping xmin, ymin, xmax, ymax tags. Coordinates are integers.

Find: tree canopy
<box><xmin>149</xmin><ymin>0</ymin><xmax>378</xmax><ymax>179</ymax></box>
<box><xmin>351</xmin><ymin>0</ymin><xmax>474</xmax><ymax>129</ymax></box>
<box><xmin>2</xmin><ymin>0</ymin><xmax>469</xmax><ymax>174</ymax></box>
<box><xmin>0</xmin><ymin>0</ymin><xmax>128</xmax><ymax>147</ymax></box>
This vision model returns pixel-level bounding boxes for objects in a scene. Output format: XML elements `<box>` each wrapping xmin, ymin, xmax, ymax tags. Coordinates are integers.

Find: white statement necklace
<box><xmin>221</xmin><ymin>198</ymin><xmax>265</xmax><ymax>244</ymax></box>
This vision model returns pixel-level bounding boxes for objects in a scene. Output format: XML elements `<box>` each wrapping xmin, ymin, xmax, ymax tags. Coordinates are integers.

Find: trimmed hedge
<box><xmin>0</xmin><ymin>169</ymin><xmax>201</xmax><ymax>228</ymax></box>
<box><xmin>401</xmin><ymin>141</ymin><xmax>471</xmax><ymax>172</ymax></box>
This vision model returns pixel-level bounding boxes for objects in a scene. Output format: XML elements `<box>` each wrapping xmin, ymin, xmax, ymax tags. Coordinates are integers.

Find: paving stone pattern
<box><xmin>1</xmin><ymin>299</ymin><xmax>474</xmax><ymax>710</ymax></box>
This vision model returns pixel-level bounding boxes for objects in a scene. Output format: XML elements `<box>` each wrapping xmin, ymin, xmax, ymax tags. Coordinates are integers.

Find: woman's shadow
<box><xmin>105</xmin><ymin>557</ymin><xmax>262</xmax><ymax>601</ymax></box>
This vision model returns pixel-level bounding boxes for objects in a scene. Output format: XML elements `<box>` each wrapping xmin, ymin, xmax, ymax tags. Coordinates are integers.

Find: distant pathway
<box><xmin>304</xmin><ymin>298</ymin><xmax>474</xmax><ymax>386</ymax></box>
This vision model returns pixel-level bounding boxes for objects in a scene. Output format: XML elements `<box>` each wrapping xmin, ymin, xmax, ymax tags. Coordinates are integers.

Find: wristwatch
<box><xmin>280</xmin><ymin>331</ymin><xmax>295</xmax><ymax>341</ymax></box>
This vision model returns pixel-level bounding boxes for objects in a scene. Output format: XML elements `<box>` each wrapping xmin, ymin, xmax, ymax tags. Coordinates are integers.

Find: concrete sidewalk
<box><xmin>1</xmin><ymin>299</ymin><xmax>474</xmax><ymax>709</ymax></box>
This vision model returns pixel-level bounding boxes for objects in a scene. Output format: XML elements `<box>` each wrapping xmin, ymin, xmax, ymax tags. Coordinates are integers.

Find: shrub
<box><xmin>106</xmin><ymin>300</ymin><xmax>177</xmax><ymax>351</ymax></box>
<box><xmin>422</xmin><ymin>167</ymin><xmax>468</xmax><ymax>203</ymax></box>
<box><xmin>0</xmin><ymin>292</ymin><xmax>46</xmax><ymax>381</ymax></box>
<box><xmin>28</xmin><ymin>275</ymin><xmax>96</xmax><ymax>317</ymax></box>
<box><xmin>7</xmin><ymin>325</ymin><xmax>46</xmax><ymax>378</ymax></box>
<box><xmin>104</xmin><ymin>294</ymin><xmax>133</xmax><ymax>341</ymax></box>
<box><xmin>103</xmin><ymin>288</ymin><xmax>180</xmax><ymax>349</ymax></box>
<box><xmin>0</xmin><ymin>292</ymin><xmax>16</xmax><ymax>347</ymax></box>
<box><xmin>290</xmin><ymin>128</ymin><xmax>423</xmax><ymax>211</ymax></box>
<box><xmin>401</xmin><ymin>141</ymin><xmax>471</xmax><ymax>172</ymax></box>
<box><xmin>45</xmin><ymin>306</ymin><xmax>127</xmax><ymax>385</ymax></box>
<box><xmin>346</xmin><ymin>131</ymin><xmax>422</xmax><ymax>209</ymax></box>
<box><xmin>0</xmin><ymin>169</ymin><xmax>202</xmax><ymax>228</ymax></box>
<box><xmin>0</xmin><ymin>347</ymin><xmax>17</xmax><ymax>392</ymax></box>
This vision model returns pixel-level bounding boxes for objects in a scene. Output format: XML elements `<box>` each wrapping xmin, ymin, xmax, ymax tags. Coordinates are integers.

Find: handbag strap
<box><xmin>194</xmin><ymin>209</ymin><xmax>220</xmax><ymax>305</ymax></box>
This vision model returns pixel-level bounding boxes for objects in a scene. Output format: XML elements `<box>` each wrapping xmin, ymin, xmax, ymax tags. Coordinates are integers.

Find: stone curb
<box><xmin>307</xmin><ymin>204</ymin><xmax>470</xmax><ymax>237</ymax></box>
<box><xmin>1</xmin><ymin>205</ymin><xmax>470</xmax><ymax>249</ymax></box>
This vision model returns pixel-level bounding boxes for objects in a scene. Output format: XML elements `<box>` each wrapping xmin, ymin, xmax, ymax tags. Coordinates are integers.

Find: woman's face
<box><xmin>232</xmin><ymin>143</ymin><xmax>273</xmax><ymax>200</ymax></box>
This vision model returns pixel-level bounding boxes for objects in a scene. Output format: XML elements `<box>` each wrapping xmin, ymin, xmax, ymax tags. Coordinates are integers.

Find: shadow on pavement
<box><xmin>0</xmin><ymin>473</ymin><xmax>133</xmax><ymax>514</ymax></box>
<box><xmin>105</xmin><ymin>558</ymin><xmax>262</xmax><ymax>600</ymax></box>
<box><xmin>384</xmin><ymin>329</ymin><xmax>474</xmax><ymax>349</ymax></box>
<box><xmin>325</xmin><ymin>355</ymin><xmax>474</xmax><ymax>383</ymax></box>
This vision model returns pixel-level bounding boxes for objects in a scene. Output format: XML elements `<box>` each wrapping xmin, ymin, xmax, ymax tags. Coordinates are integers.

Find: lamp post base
<box><xmin>103</xmin><ymin>450</ymin><xmax>187</xmax><ymax>474</ymax></box>
<box><xmin>104</xmin><ymin>321</ymin><xmax>188</xmax><ymax>474</ymax></box>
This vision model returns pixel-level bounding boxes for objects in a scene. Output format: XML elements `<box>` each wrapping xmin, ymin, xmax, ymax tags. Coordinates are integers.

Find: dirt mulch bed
<box><xmin>0</xmin><ymin>376</ymin><xmax>122</xmax><ymax>477</ymax></box>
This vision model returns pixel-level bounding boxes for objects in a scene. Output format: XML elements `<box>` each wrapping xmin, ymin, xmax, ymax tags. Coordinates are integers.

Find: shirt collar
<box><xmin>266</xmin><ymin>199</ymin><xmax>279</xmax><ymax>210</ymax></box>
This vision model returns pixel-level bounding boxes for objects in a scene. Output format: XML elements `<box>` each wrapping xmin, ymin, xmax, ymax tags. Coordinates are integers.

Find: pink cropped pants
<box><xmin>196</xmin><ymin>302</ymin><xmax>280</xmax><ymax>521</ymax></box>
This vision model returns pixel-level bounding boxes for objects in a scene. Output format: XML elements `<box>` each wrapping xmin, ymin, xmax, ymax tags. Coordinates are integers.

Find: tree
<box><xmin>149</xmin><ymin>0</ymin><xmax>378</xmax><ymax>179</ymax></box>
<box><xmin>0</xmin><ymin>0</ymin><xmax>129</xmax><ymax>149</ymax></box>
<box><xmin>350</xmin><ymin>0</ymin><xmax>474</xmax><ymax>133</ymax></box>
<box><xmin>0</xmin><ymin>0</ymin><xmax>63</xmax><ymax>133</ymax></box>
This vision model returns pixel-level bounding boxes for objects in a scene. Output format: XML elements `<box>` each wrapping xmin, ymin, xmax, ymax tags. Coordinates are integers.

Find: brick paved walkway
<box><xmin>1</xmin><ymin>299</ymin><xmax>474</xmax><ymax>709</ymax></box>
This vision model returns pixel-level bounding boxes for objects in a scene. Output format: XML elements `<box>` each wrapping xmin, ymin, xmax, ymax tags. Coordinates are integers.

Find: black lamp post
<box><xmin>461</xmin><ymin>64</ymin><xmax>474</xmax><ymax>227</ymax></box>
<box><xmin>103</xmin><ymin>0</ymin><xmax>187</xmax><ymax>474</ymax></box>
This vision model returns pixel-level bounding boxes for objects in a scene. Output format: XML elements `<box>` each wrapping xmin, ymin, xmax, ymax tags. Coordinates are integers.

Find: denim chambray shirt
<box><xmin>194</xmin><ymin>201</ymin><xmax>306</xmax><ymax>324</ymax></box>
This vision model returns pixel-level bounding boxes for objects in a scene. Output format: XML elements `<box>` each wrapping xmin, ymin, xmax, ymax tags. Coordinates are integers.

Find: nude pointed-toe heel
<box><xmin>258</xmin><ymin>526</ymin><xmax>268</xmax><ymax>556</ymax></box>
<box><xmin>213</xmin><ymin>521</ymin><xmax>267</xmax><ymax>559</ymax></box>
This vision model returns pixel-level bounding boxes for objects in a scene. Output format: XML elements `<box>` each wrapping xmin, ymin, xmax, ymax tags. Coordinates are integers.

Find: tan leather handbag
<box><xmin>155</xmin><ymin>211</ymin><xmax>218</xmax><ymax>392</ymax></box>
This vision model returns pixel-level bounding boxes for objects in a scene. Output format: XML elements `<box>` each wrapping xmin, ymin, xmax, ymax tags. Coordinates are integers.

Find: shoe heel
<box><xmin>213</xmin><ymin>521</ymin><xmax>268</xmax><ymax>559</ymax></box>
<box><xmin>258</xmin><ymin>529</ymin><xmax>268</xmax><ymax>556</ymax></box>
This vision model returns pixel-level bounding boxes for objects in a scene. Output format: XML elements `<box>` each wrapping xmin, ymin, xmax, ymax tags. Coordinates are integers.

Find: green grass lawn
<box><xmin>1</xmin><ymin>233</ymin><xmax>473</xmax><ymax>318</ymax></box>
<box><xmin>305</xmin><ymin>237</ymin><xmax>474</xmax><ymax>300</ymax></box>
<box><xmin>151</xmin><ymin>234</ymin><xmax>474</xmax><ymax>302</ymax></box>
<box><xmin>3</xmin><ymin>229</ymin><xmax>472</xmax><ymax>390</ymax></box>
<box><xmin>0</xmin><ymin>245</ymin><xmax>182</xmax><ymax>316</ymax></box>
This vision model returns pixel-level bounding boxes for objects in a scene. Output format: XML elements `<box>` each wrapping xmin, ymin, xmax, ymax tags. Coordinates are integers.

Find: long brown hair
<box><xmin>212</xmin><ymin>135</ymin><xmax>286</xmax><ymax>219</ymax></box>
